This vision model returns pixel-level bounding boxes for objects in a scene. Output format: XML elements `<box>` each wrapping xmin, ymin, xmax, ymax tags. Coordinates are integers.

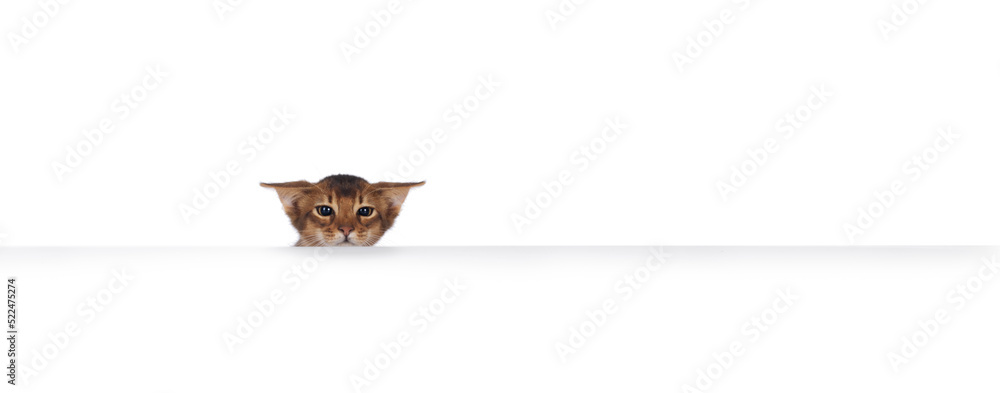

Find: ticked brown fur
<box><xmin>261</xmin><ymin>175</ymin><xmax>424</xmax><ymax>246</ymax></box>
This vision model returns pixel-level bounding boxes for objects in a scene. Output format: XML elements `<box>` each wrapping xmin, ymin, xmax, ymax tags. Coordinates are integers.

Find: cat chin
<box><xmin>297</xmin><ymin>230</ymin><xmax>378</xmax><ymax>246</ymax></box>
<box><xmin>329</xmin><ymin>237</ymin><xmax>370</xmax><ymax>246</ymax></box>
<box><xmin>296</xmin><ymin>239</ymin><xmax>360</xmax><ymax>247</ymax></box>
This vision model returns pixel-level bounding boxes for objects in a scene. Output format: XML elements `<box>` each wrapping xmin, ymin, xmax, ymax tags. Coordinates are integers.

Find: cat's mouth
<box><xmin>331</xmin><ymin>235</ymin><xmax>361</xmax><ymax>246</ymax></box>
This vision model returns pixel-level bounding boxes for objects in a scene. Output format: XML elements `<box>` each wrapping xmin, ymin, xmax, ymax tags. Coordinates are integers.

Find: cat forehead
<box><xmin>306</xmin><ymin>188</ymin><xmax>359</xmax><ymax>203</ymax></box>
<box><xmin>312</xmin><ymin>183</ymin><xmax>379</xmax><ymax>204</ymax></box>
<box><xmin>316</xmin><ymin>176</ymin><xmax>369</xmax><ymax>196</ymax></box>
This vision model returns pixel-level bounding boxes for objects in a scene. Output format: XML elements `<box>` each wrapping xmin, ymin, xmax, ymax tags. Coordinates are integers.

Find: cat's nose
<box><xmin>339</xmin><ymin>226</ymin><xmax>354</xmax><ymax>236</ymax></box>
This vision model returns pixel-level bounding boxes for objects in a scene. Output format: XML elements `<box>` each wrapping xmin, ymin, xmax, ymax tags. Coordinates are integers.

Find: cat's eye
<box><xmin>316</xmin><ymin>206</ymin><xmax>333</xmax><ymax>217</ymax></box>
<box><xmin>357</xmin><ymin>207</ymin><xmax>373</xmax><ymax>217</ymax></box>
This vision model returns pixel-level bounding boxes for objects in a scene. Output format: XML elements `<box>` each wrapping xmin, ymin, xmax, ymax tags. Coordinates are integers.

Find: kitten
<box><xmin>261</xmin><ymin>174</ymin><xmax>424</xmax><ymax>246</ymax></box>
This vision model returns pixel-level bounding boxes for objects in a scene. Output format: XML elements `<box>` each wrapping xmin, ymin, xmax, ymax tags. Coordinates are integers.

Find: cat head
<box><xmin>261</xmin><ymin>175</ymin><xmax>424</xmax><ymax>246</ymax></box>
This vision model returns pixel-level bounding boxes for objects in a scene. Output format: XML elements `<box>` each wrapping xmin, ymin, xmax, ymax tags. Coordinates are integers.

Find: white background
<box><xmin>2</xmin><ymin>247</ymin><xmax>998</xmax><ymax>392</ymax></box>
<box><xmin>2</xmin><ymin>0</ymin><xmax>998</xmax><ymax>246</ymax></box>
<box><xmin>3</xmin><ymin>3</ymin><xmax>998</xmax><ymax>392</ymax></box>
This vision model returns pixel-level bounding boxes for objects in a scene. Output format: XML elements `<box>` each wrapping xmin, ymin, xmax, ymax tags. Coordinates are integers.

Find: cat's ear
<box><xmin>370</xmin><ymin>181</ymin><xmax>425</xmax><ymax>210</ymax></box>
<box><xmin>260</xmin><ymin>181</ymin><xmax>314</xmax><ymax>209</ymax></box>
